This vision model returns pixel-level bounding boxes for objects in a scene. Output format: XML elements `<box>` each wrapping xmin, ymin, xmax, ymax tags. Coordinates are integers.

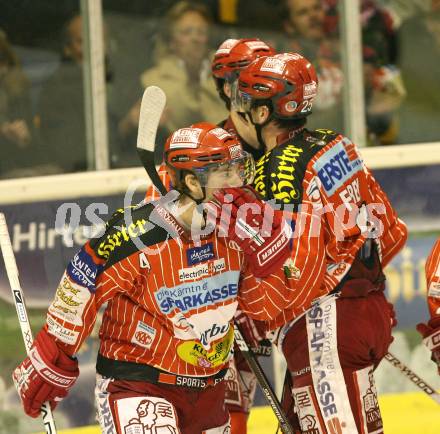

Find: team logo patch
<box><xmin>306</xmin><ymin>178</ymin><xmax>322</xmax><ymax>204</ymax></box>
<box><xmin>170</xmin><ymin>128</ymin><xmax>203</xmax><ymax>149</ymax></box>
<box><xmin>67</xmin><ymin>249</ymin><xmax>101</xmax><ymax>292</ymax></box>
<box><xmin>313</xmin><ymin>138</ymin><xmax>362</xmax><ymax>196</ymax></box>
<box><xmin>154</xmin><ymin>271</ymin><xmax>239</xmax><ymax>314</ymax></box>
<box><xmin>215</xmin><ymin>38</ymin><xmax>239</xmax><ymax>55</ymax></box>
<box><xmin>428</xmin><ymin>282</ymin><xmax>440</xmax><ymax>298</ymax></box>
<box><xmin>224</xmin><ymin>361</ymin><xmax>242</xmax><ymax>406</ymax></box>
<box><xmin>13</xmin><ymin>290</ymin><xmax>27</xmax><ymax>323</ymax></box>
<box><xmin>115</xmin><ymin>396</ymin><xmax>178</xmax><ymax>434</ymax></box>
<box><xmin>48</xmin><ymin>273</ymin><xmax>91</xmax><ymax>326</ymax></box>
<box><xmin>177</xmin><ymin>325</ymin><xmax>234</xmax><ymax>368</ymax></box>
<box><xmin>47</xmin><ymin>316</ymin><xmax>79</xmax><ymax>345</ymax></box>
<box><xmin>277</xmin><ymin>52</ymin><xmax>303</xmax><ymax>61</ymax></box>
<box><xmin>245</xmin><ymin>40</ymin><xmax>270</xmax><ymax>50</ymax></box>
<box><xmin>284</xmin><ymin>101</ymin><xmax>298</xmax><ymax>112</ymax></box>
<box><xmin>171</xmin><ymin>313</ymin><xmax>194</xmax><ymax>334</ymax></box>
<box><xmin>304</xmin><ymin>81</ymin><xmax>318</xmax><ymax>99</ymax></box>
<box><xmin>306</xmin><ymin>135</ymin><xmax>326</xmax><ymax>146</ymax></box>
<box><xmin>187</xmin><ymin>242</ymin><xmax>215</xmax><ymax>265</ymax></box>
<box><xmin>260</xmin><ymin>57</ymin><xmax>286</xmax><ymax>74</ymax></box>
<box><xmin>97</xmin><ymin>219</ymin><xmax>150</xmax><ymax>259</ymax></box>
<box><xmin>210</xmin><ymin>127</ymin><xmax>231</xmax><ymax>140</ymax></box>
<box><xmin>293</xmin><ymin>385</ymin><xmax>325</xmax><ymax>434</ymax></box>
<box><xmin>306</xmin><ymin>297</ymin><xmax>358</xmax><ymax>433</ymax></box>
<box><xmin>256</xmin><ymin>227</ymin><xmax>291</xmax><ymax>266</ymax></box>
<box><xmin>327</xmin><ymin>262</ymin><xmax>348</xmax><ymax>278</ymax></box>
<box><xmin>228</xmin><ymin>144</ymin><xmax>243</xmax><ymax>160</ymax></box>
<box><xmin>266</xmin><ymin>144</ymin><xmax>303</xmax><ymax>203</ymax></box>
<box><xmin>178</xmin><ymin>258</ymin><xmax>226</xmax><ymax>282</ymax></box>
<box><xmin>354</xmin><ymin>366</ymin><xmax>383</xmax><ymax>434</ymax></box>
<box><xmin>283</xmin><ymin>258</ymin><xmax>301</xmax><ymax>279</ymax></box>
<box><xmin>131</xmin><ymin>321</ymin><xmax>156</xmax><ymax>349</ymax></box>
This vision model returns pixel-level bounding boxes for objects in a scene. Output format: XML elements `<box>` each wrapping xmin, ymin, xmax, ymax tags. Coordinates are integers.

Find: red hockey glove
<box><xmin>234</xmin><ymin>310</ymin><xmax>272</xmax><ymax>356</ymax></box>
<box><xmin>12</xmin><ymin>328</ymin><xmax>79</xmax><ymax>417</ymax></box>
<box><xmin>212</xmin><ymin>186</ymin><xmax>292</xmax><ymax>278</ymax></box>
<box><xmin>416</xmin><ymin>316</ymin><xmax>440</xmax><ymax>375</ymax></box>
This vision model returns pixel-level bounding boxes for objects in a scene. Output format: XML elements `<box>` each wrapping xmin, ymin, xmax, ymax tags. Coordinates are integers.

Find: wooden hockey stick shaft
<box><xmin>234</xmin><ymin>325</ymin><xmax>294</xmax><ymax>433</ymax></box>
<box><xmin>385</xmin><ymin>351</ymin><xmax>440</xmax><ymax>405</ymax></box>
<box><xmin>0</xmin><ymin>213</ymin><xmax>58</xmax><ymax>433</ymax></box>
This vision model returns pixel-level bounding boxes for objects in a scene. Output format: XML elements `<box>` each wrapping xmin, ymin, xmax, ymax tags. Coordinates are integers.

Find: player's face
<box><xmin>203</xmin><ymin>152</ymin><xmax>255</xmax><ymax>201</ymax></box>
<box><xmin>223</xmin><ymin>81</ymin><xmax>232</xmax><ymax>99</ymax></box>
<box><xmin>230</xmin><ymin>80</ymin><xmax>265</xmax><ymax>149</ymax></box>
<box><xmin>204</xmin><ymin>164</ymin><xmax>244</xmax><ymax>201</ymax></box>
<box><xmin>230</xmin><ymin>110</ymin><xmax>260</xmax><ymax>149</ymax></box>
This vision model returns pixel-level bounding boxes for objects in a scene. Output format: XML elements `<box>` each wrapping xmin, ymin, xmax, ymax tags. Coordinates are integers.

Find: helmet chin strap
<box><xmin>254</xmin><ymin>123</ymin><xmax>266</xmax><ymax>151</ymax></box>
<box><xmin>182</xmin><ymin>187</ymin><xmax>206</xmax><ymax>206</ymax></box>
<box><xmin>244</xmin><ymin>110</ymin><xmax>272</xmax><ymax>152</ymax></box>
<box><xmin>195</xmin><ymin>187</ymin><xmax>207</xmax><ymax>205</ymax></box>
<box><xmin>176</xmin><ymin>170</ymin><xmax>206</xmax><ymax>205</ymax></box>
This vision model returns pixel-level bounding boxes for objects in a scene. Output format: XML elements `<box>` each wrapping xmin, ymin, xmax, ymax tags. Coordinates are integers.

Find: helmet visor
<box><xmin>193</xmin><ymin>151</ymin><xmax>255</xmax><ymax>188</ymax></box>
<box><xmin>230</xmin><ymin>80</ymin><xmax>253</xmax><ymax>114</ymax></box>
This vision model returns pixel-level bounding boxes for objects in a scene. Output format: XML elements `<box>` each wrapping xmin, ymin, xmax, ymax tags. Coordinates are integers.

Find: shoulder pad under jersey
<box><xmin>89</xmin><ymin>201</ymin><xmax>170</xmax><ymax>269</ymax></box>
<box><xmin>253</xmin><ymin>129</ymin><xmax>326</xmax><ymax>206</ymax></box>
<box><xmin>309</xmin><ymin>128</ymin><xmax>340</xmax><ymax>144</ymax></box>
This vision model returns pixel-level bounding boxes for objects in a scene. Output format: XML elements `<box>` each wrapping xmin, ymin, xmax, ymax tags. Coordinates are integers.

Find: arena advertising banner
<box><xmin>0</xmin><ymin>192</ymin><xmax>438</xmax><ymax>431</ymax></box>
<box><xmin>0</xmin><ymin>193</ymin><xmax>145</xmax><ymax>433</ymax></box>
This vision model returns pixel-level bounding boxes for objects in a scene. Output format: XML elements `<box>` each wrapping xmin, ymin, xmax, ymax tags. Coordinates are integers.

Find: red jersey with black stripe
<box><xmin>425</xmin><ymin>238</ymin><xmax>440</xmax><ymax>318</ymax></box>
<box><xmin>45</xmin><ymin>200</ymin><xmax>308</xmax><ymax>376</ymax></box>
<box><xmin>251</xmin><ymin>128</ymin><xmax>408</xmax><ymax>329</ymax></box>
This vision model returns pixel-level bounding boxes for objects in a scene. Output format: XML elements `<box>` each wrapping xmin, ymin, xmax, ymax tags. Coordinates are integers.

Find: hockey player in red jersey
<box><xmin>11</xmin><ymin>122</ymin><xmax>314</xmax><ymax>434</ymax></box>
<box><xmin>144</xmin><ymin>38</ymin><xmax>277</xmax><ymax>434</ymax></box>
<box><xmin>417</xmin><ymin>239</ymin><xmax>440</xmax><ymax>375</ymax></box>
<box><xmin>211</xmin><ymin>37</ymin><xmax>281</xmax><ymax>434</ymax></box>
<box><xmin>225</xmin><ymin>52</ymin><xmax>408</xmax><ymax>433</ymax></box>
<box><xmin>211</xmin><ymin>38</ymin><xmax>275</xmax><ymax>159</ymax></box>
<box><xmin>146</xmin><ymin>37</ymin><xmax>275</xmax><ymax>201</ymax></box>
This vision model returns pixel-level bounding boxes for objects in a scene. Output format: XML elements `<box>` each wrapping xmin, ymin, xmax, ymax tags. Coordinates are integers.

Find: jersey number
<box><xmin>300</xmin><ymin>100</ymin><xmax>313</xmax><ymax>114</ymax></box>
<box><xmin>139</xmin><ymin>252</ymin><xmax>151</xmax><ymax>270</ymax></box>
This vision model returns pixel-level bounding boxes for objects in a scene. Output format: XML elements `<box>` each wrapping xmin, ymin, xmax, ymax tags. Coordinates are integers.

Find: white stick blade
<box><xmin>137</xmin><ymin>86</ymin><xmax>167</xmax><ymax>152</ymax></box>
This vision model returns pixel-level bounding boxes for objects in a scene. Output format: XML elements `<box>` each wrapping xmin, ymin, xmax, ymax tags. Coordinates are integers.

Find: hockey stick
<box><xmin>234</xmin><ymin>324</ymin><xmax>294</xmax><ymax>434</ymax></box>
<box><xmin>385</xmin><ymin>351</ymin><xmax>440</xmax><ymax>405</ymax></box>
<box><xmin>0</xmin><ymin>213</ymin><xmax>58</xmax><ymax>434</ymax></box>
<box><xmin>136</xmin><ymin>86</ymin><xmax>293</xmax><ymax>431</ymax></box>
<box><xmin>136</xmin><ymin>85</ymin><xmax>167</xmax><ymax>196</ymax></box>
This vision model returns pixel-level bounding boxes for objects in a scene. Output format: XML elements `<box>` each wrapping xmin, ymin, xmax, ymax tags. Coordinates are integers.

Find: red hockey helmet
<box><xmin>212</xmin><ymin>38</ymin><xmax>276</xmax><ymax>105</ymax></box>
<box><xmin>212</xmin><ymin>38</ymin><xmax>276</xmax><ymax>82</ymax></box>
<box><xmin>232</xmin><ymin>53</ymin><xmax>318</xmax><ymax>119</ymax></box>
<box><xmin>164</xmin><ymin>122</ymin><xmax>255</xmax><ymax>190</ymax></box>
